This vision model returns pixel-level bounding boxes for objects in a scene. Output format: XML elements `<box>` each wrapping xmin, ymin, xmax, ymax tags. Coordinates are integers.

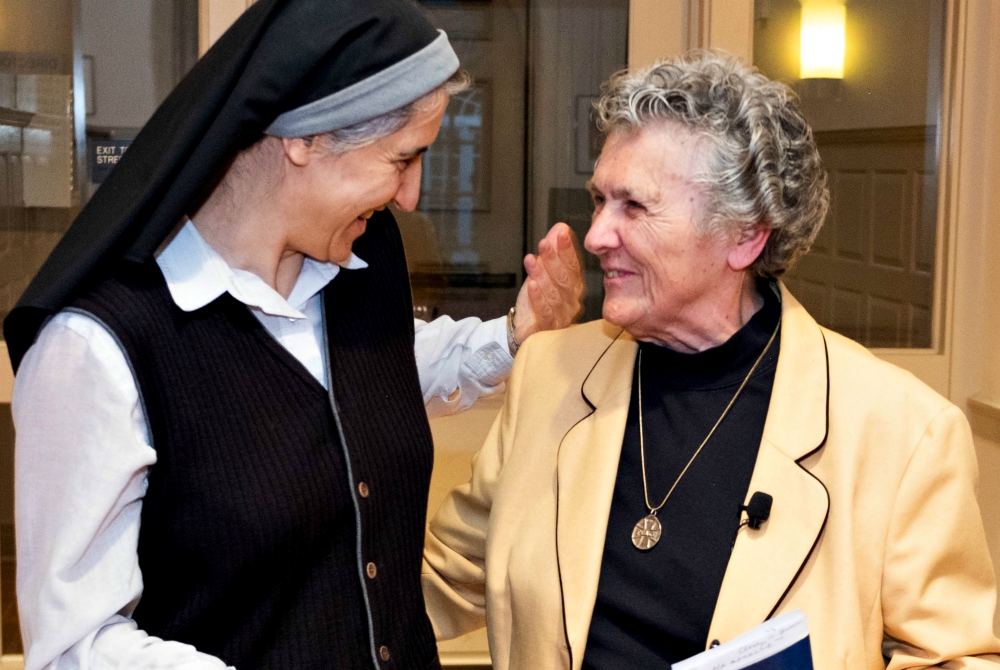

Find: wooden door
<box><xmin>782</xmin><ymin>126</ymin><xmax>938</xmax><ymax>350</ymax></box>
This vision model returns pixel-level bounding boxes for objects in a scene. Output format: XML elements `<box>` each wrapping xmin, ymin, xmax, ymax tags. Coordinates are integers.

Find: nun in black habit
<box><xmin>7</xmin><ymin>1</ymin><xmax>583</xmax><ymax>669</ymax></box>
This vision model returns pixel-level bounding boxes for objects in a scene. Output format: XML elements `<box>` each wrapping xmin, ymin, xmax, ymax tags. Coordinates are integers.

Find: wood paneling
<box><xmin>871</xmin><ymin>171</ymin><xmax>908</xmax><ymax>268</ymax></box>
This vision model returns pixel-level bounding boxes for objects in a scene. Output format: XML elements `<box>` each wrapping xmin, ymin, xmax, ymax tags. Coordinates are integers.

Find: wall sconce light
<box><xmin>799</xmin><ymin>0</ymin><xmax>845</xmax><ymax>98</ymax></box>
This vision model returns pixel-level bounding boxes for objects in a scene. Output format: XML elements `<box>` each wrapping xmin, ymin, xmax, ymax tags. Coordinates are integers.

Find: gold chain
<box><xmin>638</xmin><ymin>317</ymin><xmax>781</xmax><ymax>515</ymax></box>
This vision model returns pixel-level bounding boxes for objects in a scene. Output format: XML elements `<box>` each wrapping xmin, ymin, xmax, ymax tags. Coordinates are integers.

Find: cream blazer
<box><xmin>422</xmin><ymin>285</ymin><xmax>1000</xmax><ymax>670</ymax></box>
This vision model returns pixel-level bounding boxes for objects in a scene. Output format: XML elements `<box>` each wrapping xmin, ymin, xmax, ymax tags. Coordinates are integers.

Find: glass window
<box><xmin>0</xmin><ymin>0</ymin><xmax>199</xmax><ymax>654</ymax></box>
<box><xmin>0</xmin><ymin>0</ymin><xmax>78</xmax><ymax>654</ymax></box>
<box><xmin>401</xmin><ymin>0</ymin><xmax>528</xmax><ymax>323</ymax></box>
<box><xmin>529</xmin><ymin>0</ymin><xmax>629</xmax><ymax>324</ymax></box>
<box><xmin>753</xmin><ymin>0</ymin><xmax>947</xmax><ymax>349</ymax></box>
<box><xmin>405</xmin><ymin>0</ymin><xmax>628</xmax><ymax>326</ymax></box>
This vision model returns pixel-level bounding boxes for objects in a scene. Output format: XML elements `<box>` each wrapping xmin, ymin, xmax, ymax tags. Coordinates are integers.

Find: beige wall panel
<box><xmin>941</xmin><ymin>0</ymin><xmax>1000</xmax><ymax>634</ymax></box>
<box><xmin>628</xmin><ymin>0</ymin><xmax>684</xmax><ymax>68</ymax></box>
<box><xmin>974</xmin><ymin>435</ymin><xmax>1000</xmax><ymax>634</ymax></box>
<box><xmin>708</xmin><ymin>0</ymin><xmax>754</xmax><ymax>62</ymax></box>
<box><xmin>199</xmin><ymin>0</ymin><xmax>253</xmax><ymax>56</ymax></box>
<box><xmin>628</xmin><ymin>0</ymin><xmax>753</xmax><ymax>68</ymax></box>
<box><xmin>949</xmin><ymin>0</ymin><xmax>1000</xmax><ymax>414</ymax></box>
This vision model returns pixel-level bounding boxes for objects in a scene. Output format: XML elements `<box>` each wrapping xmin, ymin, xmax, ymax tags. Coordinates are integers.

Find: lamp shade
<box><xmin>800</xmin><ymin>0</ymin><xmax>846</xmax><ymax>79</ymax></box>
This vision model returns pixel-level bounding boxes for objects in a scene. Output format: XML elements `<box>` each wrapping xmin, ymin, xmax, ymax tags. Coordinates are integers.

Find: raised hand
<box><xmin>512</xmin><ymin>222</ymin><xmax>585</xmax><ymax>347</ymax></box>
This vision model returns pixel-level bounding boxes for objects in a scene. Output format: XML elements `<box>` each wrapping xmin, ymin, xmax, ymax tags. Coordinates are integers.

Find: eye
<box><xmin>625</xmin><ymin>199</ymin><xmax>646</xmax><ymax>213</ymax></box>
<box><xmin>394</xmin><ymin>155</ymin><xmax>420</xmax><ymax>172</ymax></box>
<box><xmin>591</xmin><ymin>193</ymin><xmax>605</xmax><ymax>209</ymax></box>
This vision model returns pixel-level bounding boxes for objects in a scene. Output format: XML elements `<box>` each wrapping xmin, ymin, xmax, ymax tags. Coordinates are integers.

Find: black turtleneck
<box><xmin>581</xmin><ymin>282</ymin><xmax>782</xmax><ymax>670</ymax></box>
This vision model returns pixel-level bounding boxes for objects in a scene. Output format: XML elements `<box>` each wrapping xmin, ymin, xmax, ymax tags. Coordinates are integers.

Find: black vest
<box><xmin>70</xmin><ymin>213</ymin><xmax>439</xmax><ymax>670</ymax></box>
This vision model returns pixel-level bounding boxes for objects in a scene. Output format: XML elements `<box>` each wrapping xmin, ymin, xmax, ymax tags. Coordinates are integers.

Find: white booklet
<box><xmin>672</xmin><ymin>610</ymin><xmax>813</xmax><ymax>670</ymax></box>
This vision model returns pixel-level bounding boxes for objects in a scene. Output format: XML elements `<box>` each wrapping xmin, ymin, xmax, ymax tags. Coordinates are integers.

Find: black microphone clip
<box><xmin>740</xmin><ymin>491</ymin><xmax>773</xmax><ymax>530</ymax></box>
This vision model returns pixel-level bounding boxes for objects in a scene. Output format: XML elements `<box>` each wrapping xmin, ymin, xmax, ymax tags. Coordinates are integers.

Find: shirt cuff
<box><xmin>476</xmin><ymin>316</ymin><xmax>515</xmax><ymax>363</ymax></box>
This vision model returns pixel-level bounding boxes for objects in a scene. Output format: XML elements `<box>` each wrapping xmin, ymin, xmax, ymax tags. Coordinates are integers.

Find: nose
<box><xmin>391</xmin><ymin>159</ymin><xmax>423</xmax><ymax>212</ymax></box>
<box><xmin>584</xmin><ymin>206</ymin><xmax>620</xmax><ymax>256</ymax></box>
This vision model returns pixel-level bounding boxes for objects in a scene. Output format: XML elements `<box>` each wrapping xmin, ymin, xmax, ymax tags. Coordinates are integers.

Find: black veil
<box><xmin>4</xmin><ymin>0</ymin><xmax>441</xmax><ymax>371</ymax></box>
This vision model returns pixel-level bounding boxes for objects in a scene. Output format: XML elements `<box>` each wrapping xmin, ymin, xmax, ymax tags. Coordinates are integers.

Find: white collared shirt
<box><xmin>12</xmin><ymin>221</ymin><xmax>512</xmax><ymax>670</ymax></box>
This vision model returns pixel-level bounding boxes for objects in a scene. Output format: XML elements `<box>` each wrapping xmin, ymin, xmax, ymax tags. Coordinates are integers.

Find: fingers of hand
<box><xmin>539</xmin><ymin>251</ymin><xmax>573</xmax><ymax>287</ymax></box>
<box><xmin>557</xmin><ymin>231</ymin><xmax>582</xmax><ymax>272</ymax></box>
<box><xmin>523</xmin><ymin>253</ymin><xmax>539</xmax><ymax>276</ymax></box>
<box><xmin>527</xmin><ymin>280</ymin><xmax>554</xmax><ymax>322</ymax></box>
<box><xmin>545</xmin><ymin>224</ymin><xmax>583</xmax><ymax>281</ymax></box>
<box><xmin>531</xmin><ymin>272</ymin><xmax>563</xmax><ymax>326</ymax></box>
<box><xmin>526</xmin><ymin>224</ymin><xmax>586</xmax><ymax>330</ymax></box>
<box><xmin>543</xmin><ymin>242</ymin><xmax>585</xmax><ymax>295</ymax></box>
<box><xmin>539</xmin><ymin>237</ymin><xmax>555</xmax><ymax>257</ymax></box>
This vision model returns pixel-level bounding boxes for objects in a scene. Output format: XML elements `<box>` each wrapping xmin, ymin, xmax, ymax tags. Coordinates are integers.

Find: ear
<box><xmin>727</xmin><ymin>224</ymin><xmax>771</xmax><ymax>271</ymax></box>
<box><xmin>282</xmin><ymin>137</ymin><xmax>317</xmax><ymax>167</ymax></box>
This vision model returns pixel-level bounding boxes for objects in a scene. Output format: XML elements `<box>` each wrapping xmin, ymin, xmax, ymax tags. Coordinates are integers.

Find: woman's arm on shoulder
<box><xmin>415</xmin><ymin>315</ymin><xmax>512</xmax><ymax>418</ymax></box>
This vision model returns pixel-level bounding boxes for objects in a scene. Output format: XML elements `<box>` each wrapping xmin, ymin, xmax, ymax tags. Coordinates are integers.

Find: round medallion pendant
<box><xmin>631</xmin><ymin>514</ymin><xmax>662</xmax><ymax>550</ymax></box>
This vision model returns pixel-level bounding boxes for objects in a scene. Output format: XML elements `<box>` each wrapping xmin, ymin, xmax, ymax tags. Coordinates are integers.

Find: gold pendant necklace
<box><xmin>631</xmin><ymin>318</ymin><xmax>781</xmax><ymax>551</ymax></box>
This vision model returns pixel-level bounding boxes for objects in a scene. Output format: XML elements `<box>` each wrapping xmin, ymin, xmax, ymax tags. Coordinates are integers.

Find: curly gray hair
<box><xmin>595</xmin><ymin>51</ymin><xmax>828</xmax><ymax>277</ymax></box>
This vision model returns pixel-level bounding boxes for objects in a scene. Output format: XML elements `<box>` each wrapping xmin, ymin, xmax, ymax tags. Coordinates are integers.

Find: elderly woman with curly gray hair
<box><xmin>421</xmin><ymin>51</ymin><xmax>1000</xmax><ymax>670</ymax></box>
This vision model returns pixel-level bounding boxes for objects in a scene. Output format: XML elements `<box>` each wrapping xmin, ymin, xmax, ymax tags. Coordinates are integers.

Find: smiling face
<box><xmin>584</xmin><ymin>122</ymin><xmax>751</xmax><ymax>348</ymax></box>
<box><xmin>281</xmin><ymin>91</ymin><xmax>450</xmax><ymax>264</ymax></box>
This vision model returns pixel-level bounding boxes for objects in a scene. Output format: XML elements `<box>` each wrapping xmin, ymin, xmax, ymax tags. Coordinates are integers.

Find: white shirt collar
<box><xmin>155</xmin><ymin>219</ymin><xmax>368</xmax><ymax>319</ymax></box>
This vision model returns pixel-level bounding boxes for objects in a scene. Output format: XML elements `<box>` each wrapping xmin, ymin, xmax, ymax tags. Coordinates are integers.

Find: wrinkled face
<box><xmin>283</xmin><ymin>91</ymin><xmax>449</xmax><ymax>264</ymax></box>
<box><xmin>584</xmin><ymin>122</ymin><xmax>736</xmax><ymax>342</ymax></box>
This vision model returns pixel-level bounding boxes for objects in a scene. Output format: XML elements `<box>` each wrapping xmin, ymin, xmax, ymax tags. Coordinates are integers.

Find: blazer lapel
<box><xmin>707</xmin><ymin>284</ymin><xmax>831</xmax><ymax>645</ymax></box>
<box><xmin>555</xmin><ymin>328</ymin><xmax>638</xmax><ymax>667</ymax></box>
